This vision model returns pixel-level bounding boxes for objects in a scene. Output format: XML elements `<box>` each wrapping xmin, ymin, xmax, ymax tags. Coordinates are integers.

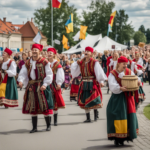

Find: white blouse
<box><xmin>71</xmin><ymin>61</ymin><xmax>107</xmax><ymax>83</ymax></box>
<box><xmin>109</xmin><ymin>59</ymin><xmax>117</xmax><ymax>70</ymax></box>
<box><xmin>108</xmin><ymin>70</ymin><xmax>141</xmax><ymax>94</ymax></box>
<box><xmin>50</xmin><ymin>59</ymin><xmax>65</xmax><ymax>86</ymax></box>
<box><xmin>17</xmin><ymin>58</ymin><xmax>53</xmax><ymax>87</ymax></box>
<box><xmin>2</xmin><ymin>59</ymin><xmax>16</xmax><ymax>77</ymax></box>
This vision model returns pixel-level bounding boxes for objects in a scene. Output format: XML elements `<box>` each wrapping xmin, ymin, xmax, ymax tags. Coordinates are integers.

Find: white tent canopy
<box><xmin>94</xmin><ymin>36</ymin><xmax>127</xmax><ymax>53</ymax></box>
<box><xmin>62</xmin><ymin>33</ymin><xmax>102</xmax><ymax>54</ymax></box>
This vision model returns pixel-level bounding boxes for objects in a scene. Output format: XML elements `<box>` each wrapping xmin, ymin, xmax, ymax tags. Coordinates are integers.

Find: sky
<box><xmin>0</xmin><ymin>0</ymin><xmax>150</xmax><ymax>31</ymax></box>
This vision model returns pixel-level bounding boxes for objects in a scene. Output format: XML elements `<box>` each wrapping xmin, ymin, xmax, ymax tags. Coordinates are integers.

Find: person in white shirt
<box><xmin>18</xmin><ymin>43</ymin><xmax>54</xmax><ymax>133</ymax></box>
<box><xmin>71</xmin><ymin>46</ymin><xmax>107</xmax><ymax>122</ymax></box>
<box><xmin>0</xmin><ymin>48</ymin><xmax>18</xmax><ymax>109</ymax></box>
<box><xmin>47</xmin><ymin>47</ymin><xmax>65</xmax><ymax>126</ymax></box>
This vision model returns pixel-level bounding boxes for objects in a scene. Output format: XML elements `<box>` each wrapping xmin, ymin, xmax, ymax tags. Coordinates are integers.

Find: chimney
<box><xmin>3</xmin><ymin>17</ymin><xmax>6</xmax><ymax>23</ymax></box>
<box><xmin>31</xmin><ymin>18</ymin><xmax>33</xmax><ymax>23</ymax></box>
<box><xmin>23</xmin><ymin>21</ymin><xmax>24</xmax><ymax>24</ymax></box>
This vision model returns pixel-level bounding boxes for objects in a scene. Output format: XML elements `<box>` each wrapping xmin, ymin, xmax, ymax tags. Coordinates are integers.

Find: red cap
<box><xmin>47</xmin><ymin>48</ymin><xmax>57</xmax><ymax>54</ymax></box>
<box><xmin>118</xmin><ymin>56</ymin><xmax>128</xmax><ymax>63</ymax></box>
<box><xmin>85</xmin><ymin>46</ymin><xmax>94</xmax><ymax>53</ymax></box>
<box><xmin>31</xmin><ymin>44</ymin><xmax>43</xmax><ymax>51</ymax></box>
<box><xmin>4</xmin><ymin>48</ymin><xmax>12</xmax><ymax>56</ymax></box>
<box><xmin>135</xmin><ymin>51</ymin><xmax>139</xmax><ymax>54</ymax></box>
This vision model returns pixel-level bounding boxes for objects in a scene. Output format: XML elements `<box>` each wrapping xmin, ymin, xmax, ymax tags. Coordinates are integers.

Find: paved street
<box><xmin>0</xmin><ymin>84</ymin><xmax>150</xmax><ymax>150</ymax></box>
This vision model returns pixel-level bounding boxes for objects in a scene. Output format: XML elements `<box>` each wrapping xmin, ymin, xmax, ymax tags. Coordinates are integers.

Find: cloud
<box><xmin>0</xmin><ymin>0</ymin><xmax>149</xmax><ymax>31</ymax></box>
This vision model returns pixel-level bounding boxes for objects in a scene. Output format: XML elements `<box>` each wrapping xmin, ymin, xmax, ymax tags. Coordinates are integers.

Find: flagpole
<box><xmin>51</xmin><ymin>0</ymin><xmax>53</xmax><ymax>47</ymax></box>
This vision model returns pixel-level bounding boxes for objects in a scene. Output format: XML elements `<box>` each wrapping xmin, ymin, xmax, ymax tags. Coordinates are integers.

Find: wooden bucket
<box><xmin>121</xmin><ymin>75</ymin><xmax>139</xmax><ymax>91</ymax></box>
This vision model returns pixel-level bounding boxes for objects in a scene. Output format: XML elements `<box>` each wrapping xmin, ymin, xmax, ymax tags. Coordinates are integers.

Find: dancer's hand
<box><xmin>19</xmin><ymin>82</ymin><xmax>23</xmax><ymax>88</ymax></box>
<box><xmin>120</xmin><ymin>86</ymin><xmax>127</xmax><ymax>92</ymax></box>
<box><xmin>56</xmin><ymin>85</ymin><xmax>61</xmax><ymax>90</ymax></box>
<box><xmin>100</xmin><ymin>83</ymin><xmax>104</xmax><ymax>87</ymax></box>
<box><xmin>40</xmin><ymin>85</ymin><xmax>46</xmax><ymax>91</ymax></box>
<box><xmin>138</xmin><ymin>81</ymin><xmax>141</xmax><ymax>86</ymax></box>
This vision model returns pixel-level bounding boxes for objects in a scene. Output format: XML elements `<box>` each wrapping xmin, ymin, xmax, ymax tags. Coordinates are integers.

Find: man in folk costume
<box><xmin>71</xmin><ymin>46</ymin><xmax>107</xmax><ymax>122</ymax></box>
<box><xmin>18</xmin><ymin>44</ymin><xmax>54</xmax><ymax>133</ymax></box>
<box><xmin>0</xmin><ymin>48</ymin><xmax>18</xmax><ymax>108</ymax></box>
<box><xmin>107</xmin><ymin>56</ymin><xmax>141</xmax><ymax>146</ymax></box>
<box><xmin>47</xmin><ymin>48</ymin><xmax>65</xmax><ymax>126</ymax></box>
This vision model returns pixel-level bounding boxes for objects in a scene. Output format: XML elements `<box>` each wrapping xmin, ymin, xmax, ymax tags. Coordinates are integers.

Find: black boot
<box><xmin>114</xmin><ymin>139</ymin><xmax>119</xmax><ymax>146</ymax></box>
<box><xmin>45</xmin><ymin>116</ymin><xmax>51</xmax><ymax>131</ymax></box>
<box><xmin>107</xmin><ymin>88</ymin><xmax>109</xmax><ymax>94</ymax></box>
<box><xmin>30</xmin><ymin>116</ymin><xmax>37</xmax><ymax>133</ymax></box>
<box><xmin>94</xmin><ymin>110</ymin><xmax>97</xmax><ymax>121</ymax></box>
<box><xmin>54</xmin><ymin>114</ymin><xmax>57</xmax><ymax>126</ymax></box>
<box><xmin>84</xmin><ymin>113</ymin><xmax>91</xmax><ymax>123</ymax></box>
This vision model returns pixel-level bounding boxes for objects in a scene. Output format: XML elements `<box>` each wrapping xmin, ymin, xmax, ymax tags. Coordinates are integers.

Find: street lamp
<box><xmin>116</xmin><ymin>23</ymin><xmax>119</xmax><ymax>42</ymax></box>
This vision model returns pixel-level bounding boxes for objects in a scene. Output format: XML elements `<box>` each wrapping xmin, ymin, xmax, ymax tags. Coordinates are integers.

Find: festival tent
<box><xmin>62</xmin><ymin>33</ymin><xmax>102</xmax><ymax>54</ymax></box>
<box><xmin>94</xmin><ymin>36</ymin><xmax>127</xmax><ymax>53</ymax></box>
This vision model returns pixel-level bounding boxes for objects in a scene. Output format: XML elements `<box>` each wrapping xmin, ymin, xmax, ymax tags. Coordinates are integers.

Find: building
<box><xmin>18</xmin><ymin>18</ymin><xmax>47</xmax><ymax>51</ymax></box>
<box><xmin>0</xmin><ymin>17</ymin><xmax>22</xmax><ymax>54</ymax></box>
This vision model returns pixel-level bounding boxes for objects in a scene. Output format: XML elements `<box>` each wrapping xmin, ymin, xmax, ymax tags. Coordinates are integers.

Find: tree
<box><xmin>34</xmin><ymin>0</ymin><xmax>81</xmax><ymax>53</ymax></box>
<box><xmin>82</xmin><ymin>0</ymin><xmax>115</xmax><ymax>36</ymax></box>
<box><xmin>146</xmin><ymin>29</ymin><xmax>150</xmax><ymax>44</ymax></box>
<box><xmin>139</xmin><ymin>25</ymin><xmax>146</xmax><ymax>34</ymax></box>
<box><xmin>82</xmin><ymin>1</ymin><xmax>134</xmax><ymax>44</ymax></box>
<box><xmin>133</xmin><ymin>31</ymin><xmax>147</xmax><ymax>45</ymax></box>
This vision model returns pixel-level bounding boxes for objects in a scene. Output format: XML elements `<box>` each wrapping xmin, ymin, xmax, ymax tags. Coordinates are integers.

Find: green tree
<box><xmin>111</xmin><ymin>10</ymin><xmax>134</xmax><ymax>44</ymax></box>
<box><xmin>82</xmin><ymin>0</ymin><xmax>115</xmax><ymax>36</ymax></box>
<box><xmin>146</xmin><ymin>29</ymin><xmax>150</xmax><ymax>44</ymax></box>
<box><xmin>82</xmin><ymin>1</ymin><xmax>134</xmax><ymax>44</ymax></box>
<box><xmin>139</xmin><ymin>25</ymin><xmax>146</xmax><ymax>34</ymax></box>
<box><xmin>34</xmin><ymin>0</ymin><xmax>81</xmax><ymax>53</ymax></box>
<box><xmin>133</xmin><ymin>31</ymin><xmax>147</xmax><ymax>45</ymax></box>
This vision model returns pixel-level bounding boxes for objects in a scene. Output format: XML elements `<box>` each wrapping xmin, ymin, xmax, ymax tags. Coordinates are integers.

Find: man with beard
<box><xmin>107</xmin><ymin>56</ymin><xmax>140</xmax><ymax>146</ymax></box>
<box><xmin>18</xmin><ymin>43</ymin><xmax>54</xmax><ymax>133</ymax></box>
<box><xmin>71</xmin><ymin>46</ymin><xmax>107</xmax><ymax>122</ymax></box>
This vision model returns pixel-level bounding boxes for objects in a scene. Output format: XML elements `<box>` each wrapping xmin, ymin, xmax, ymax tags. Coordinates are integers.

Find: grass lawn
<box><xmin>143</xmin><ymin>104</ymin><xmax>150</xmax><ymax>120</ymax></box>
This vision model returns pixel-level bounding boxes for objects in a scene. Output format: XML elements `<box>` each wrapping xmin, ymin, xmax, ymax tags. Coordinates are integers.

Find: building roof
<box><xmin>19</xmin><ymin>21</ymin><xmax>47</xmax><ymax>39</ymax></box>
<box><xmin>13</xmin><ymin>24</ymin><xmax>24</xmax><ymax>29</ymax></box>
<box><xmin>0</xmin><ymin>19</ymin><xmax>21</xmax><ymax>34</ymax></box>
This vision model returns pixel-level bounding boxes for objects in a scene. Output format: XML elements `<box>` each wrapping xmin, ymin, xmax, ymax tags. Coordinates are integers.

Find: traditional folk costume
<box><xmin>70</xmin><ymin>75</ymin><xmax>81</xmax><ymax>101</ymax></box>
<box><xmin>47</xmin><ymin>48</ymin><xmax>65</xmax><ymax>126</ymax></box>
<box><xmin>0</xmin><ymin>48</ymin><xmax>18</xmax><ymax>108</ymax></box>
<box><xmin>18</xmin><ymin>44</ymin><xmax>54</xmax><ymax>133</ymax></box>
<box><xmin>64</xmin><ymin>65</ymin><xmax>71</xmax><ymax>89</ymax></box>
<box><xmin>107</xmin><ymin>56</ymin><xmax>139</xmax><ymax>146</ymax></box>
<box><xmin>71</xmin><ymin>47</ymin><xmax>107</xmax><ymax>122</ymax></box>
<box><xmin>131</xmin><ymin>56</ymin><xmax>145</xmax><ymax>108</ymax></box>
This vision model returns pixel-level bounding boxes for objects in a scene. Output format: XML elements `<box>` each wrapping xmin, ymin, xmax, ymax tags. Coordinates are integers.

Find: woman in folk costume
<box><xmin>130</xmin><ymin>52</ymin><xmax>145</xmax><ymax>108</ymax></box>
<box><xmin>47</xmin><ymin>48</ymin><xmax>65</xmax><ymax>126</ymax></box>
<box><xmin>106</xmin><ymin>52</ymin><xmax>119</xmax><ymax>94</ymax></box>
<box><xmin>18</xmin><ymin>44</ymin><xmax>54</xmax><ymax>133</ymax></box>
<box><xmin>107</xmin><ymin>56</ymin><xmax>140</xmax><ymax>146</ymax></box>
<box><xmin>0</xmin><ymin>48</ymin><xmax>18</xmax><ymax>108</ymax></box>
<box><xmin>71</xmin><ymin>46</ymin><xmax>107</xmax><ymax>122</ymax></box>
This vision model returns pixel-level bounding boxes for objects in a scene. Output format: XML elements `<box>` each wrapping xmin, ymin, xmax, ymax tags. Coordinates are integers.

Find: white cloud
<box><xmin>0</xmin><ymin>0</ymin><xmax>149</xmax><ymax>31</ymax></box>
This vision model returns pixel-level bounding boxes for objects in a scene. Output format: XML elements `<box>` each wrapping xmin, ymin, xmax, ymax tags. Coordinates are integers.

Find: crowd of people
<box><xmin>0</xmin><ymin>43</ymin><xmax>149</xmax><ymax>147</ymax></box>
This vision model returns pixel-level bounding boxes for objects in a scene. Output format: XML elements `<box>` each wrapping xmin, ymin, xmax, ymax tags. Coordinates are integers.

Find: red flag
<box><xmin>52</xmin><ymin>0</ymin><xmax>62</xmax><ymax>8</ymax></box>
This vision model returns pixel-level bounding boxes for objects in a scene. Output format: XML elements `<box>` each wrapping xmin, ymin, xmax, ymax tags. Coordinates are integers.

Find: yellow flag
<box><xmin>80</xmin><ymin>26</ymin><xmax>88</xmax><ymax>39</ymax></box>
<box><xmin>62</xmin><ymin>35</ymin><xmax>69</xmax><ymax>50</ymax></box>
<box><xmin>20</xmin><ymin>48</ymin><xmax>23</xmax><ymax>52</ymax></box>
<box><xmin>110</xmin><ymin>11</ymin><xmax>116</xmax><ymax>27</ymax></box>
<box><xmin>65</xmin><ymin>27</ymin><xmax>71</xmax><ymax>34</ymax></box>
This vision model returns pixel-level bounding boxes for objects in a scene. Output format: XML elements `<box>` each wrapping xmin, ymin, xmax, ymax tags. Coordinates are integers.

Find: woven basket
<box><xmin>121</xmin><ymin>75</ymin><xmax>139</xmax><ymax>91</ymax></box>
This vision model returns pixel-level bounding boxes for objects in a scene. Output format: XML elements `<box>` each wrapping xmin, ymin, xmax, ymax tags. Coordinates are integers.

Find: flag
<box><xmin>65</xmin><ymin>13</ymin><xmax>73</xmax><ymax>33</ymax></box>
<box><xmin>79</xmin><ymin>26</ymin><xmax>88</xmax><ymax>40</ymax></box>
<box><xmin>107</xmin><ymin>11</ymin><xmax>116</xmax><ymax>35</ymax></box>
<box><xmin>62</xmin><ymin>35</ymin><xmax>69</xmax><ymax>50</ymax></box>
<box><xmin>52</xmin><ymin>0</ymin><xmax>62</xmax><ymax>8</ymax></box>
<box><xmin>33</xmin><ymin>31</ymin><xmax>42</xmax><ymax>44</ymax></box>
<box><xmin>73</xmin><ymin>31</ymin><xmax>88</xmax><ymax>41</ymax></box>
<box><xmin>20</xmin><ymin>48</ymin><xmax>23</xmax><ymax>52</ymax></box>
